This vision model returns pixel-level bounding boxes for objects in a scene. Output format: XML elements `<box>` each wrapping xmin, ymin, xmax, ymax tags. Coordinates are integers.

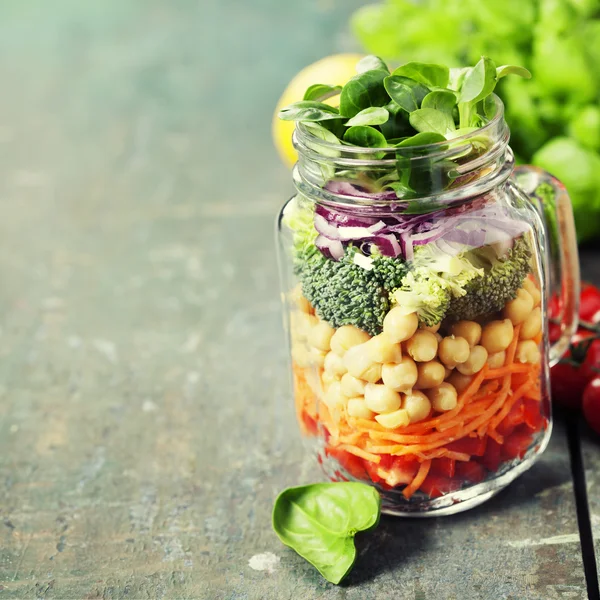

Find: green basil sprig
<box><xmin>272</xmin><ymin>482</ymin><xmax>381</xmax><ymax>585</ymax></box>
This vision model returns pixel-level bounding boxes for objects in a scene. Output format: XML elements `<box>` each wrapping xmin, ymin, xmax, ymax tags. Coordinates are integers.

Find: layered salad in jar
<box><xmin>279</xmin><ymin>56</ymin><xmax>549</xmax><ymax>505</ymax></box>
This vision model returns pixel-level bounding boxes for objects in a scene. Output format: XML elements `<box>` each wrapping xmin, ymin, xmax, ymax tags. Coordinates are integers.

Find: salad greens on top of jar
<box><xmin>277</xmin><ymin>56</ymin><xmax>551</xmax><ymax>512</ymax></box>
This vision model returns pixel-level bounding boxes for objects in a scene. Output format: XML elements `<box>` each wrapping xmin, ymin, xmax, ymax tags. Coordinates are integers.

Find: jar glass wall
<box><xmin>276</xmin><ymin>96</ymin><xmax>578</xmax><ymax>516</ymax></box>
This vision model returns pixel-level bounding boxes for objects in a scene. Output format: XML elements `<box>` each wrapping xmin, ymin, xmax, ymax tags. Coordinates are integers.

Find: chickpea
<box><xmin>481</xmin><ymin>319</ymin><xmax>514</xmax><ymax>354</ymax></box>
<box><xmin>330</xmin><ymin>325</ymin><xmax>371</xmax><ymax>357</ymax></box>
<box><xmin>405</xmin><ymin>330</ymin><xmax>439</xmax><ymax>362</ymax></box>
<box><xmin>366</xmin><ymin>333</ymin><xmax>403</xmax><ymax>363</ymax></box>
<box><xmin>523</xmin><ymin>277</ymin><xmax>542</xmax><ymax>307</ymax></box>
<box><xmin>324</xmin><ymin>381</ymin><xmax>346</xmax><ymax>409</ymax></box>
<box><xmin>515</xmin><ymin>340</ymin><xmax>541</xmax><ymax>364</ymax></box>
<box><xmin>419</xmin><ymin>321</ymin><xmax>441</xmax><ymax>333</ymax></box>
<box><xmin>291</xmin><ymin>345</ymin><xmax>311</xmax><ymax>369</ymax></box>
<box><xmin>340</xmin><ymin>373</ymin><xmax>366</xmax><ymax>398</ymax></box>
<box><xmin>415</xmin><ymin>360</ymin><xmax>446</xmax><ymax>389</ymax></box>
<box><xmin>435</xmin><ymin>332</ymin><xmax>443</xmax><ymax>343</ymax></box>
<box><xmin>447</xmin><ymin>371</ymin><xmax>473</xmax><ymax>394</ymax></box>
<box><xmin>309</xmin><ymin>321</ymin><xmax>336</xmax><ymax>352</ymax></box>
<box><xmin>308</xmin><ymin>348</ymin><xmax>326</xmax><ymax>368</ymax></box>
<box><xmin>346</xmin><ymin>397</ymin><xmax>375</xmax><ymax>419</ymax></box>
<box><xmin>364</xmin><ymin>383</ymin><xmax>402</xmax><ymax>414</ymax></box>
<box><xmin>520</xmin><ymin>307</ymin><xmax>542</xmax><ymax>340</ymax></box>
<box><xmin>450</xmin><ymin>321</ymin><xmax>482</xmax><ymax>347</ymax></box>
<box><xmin>381</xmin><ymin>357</ymin><xmax>418</xmax><ymax>392</ymax></box>
<box><xmin>404</xmin><ymin>390</ymin><xmax>432</xmax><ymax>423</ymax></box>
<box><xmin>293</xmin><ymin>312</ymin><xmax>318</xmax><ymax>342</ymax></box>
<box><xmin>321</xmin><ymin>370</ymin><xmax>339</xmax><ymax>389</ymax></box>
<box><xmin>444</xmin><ymin>366</ymin><xmax>453</xmax><ymax>379</ymax></box>
<box><xmin>344</xmin><ymin>344</ymin><xmax>382</xmax><ymax>383</ymax></box>
<box><xmin>290</xmin><ymin>284</ymin><xmax>313</xmax><ymax>314</ymax></box>
<box><xmin>438</xmin><ymin>336</ymin><xmax>470</xmax><ymax>367</ymax></box>
<box><xmin>383</xmin><ymin>309</ymin><xmax>419</xmax><ymax>343</ymax></box>
<box><xmin>456</xmin><ymin>345</ymin><xmax>489</xmax><ymax>376</ymax></box>
<box><xmin>375</xmin><ymin>408</ymin><xmax>410</xmax><ymax>429</ymax></box>
<box><xmin>324</xmin><ymin>351</ymin><xmax>347</xmax><ymax>377</ymax></box>
<box><xmin>427</xmin><ymin>382</ymin><xmax>458</xmax><ymax>412</ymax></box>
<box><xmin>503</xmin><ymin>288</ymin><xmax>534</xmax><ymax>325</ymax></box>
<box><xmin>487</xmin><ymin>350</ymin><xmax>506</xmax><ymax>369</ymax></box>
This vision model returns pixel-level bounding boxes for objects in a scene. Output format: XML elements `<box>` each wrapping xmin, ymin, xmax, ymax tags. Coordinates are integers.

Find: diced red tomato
<box><xmin>301</xmin><ymin>412</ymin><xmax>318</xmax><ymax>436</ymax></box>
<box><xmin>501</xmin><ymin>428</ymin><xmax>534</xmax><ymax>461</ymax></box>
<box><xmin>419</xmin><ymin>475</ymin><xmax>462</xmax><ymax>498</ymax></box>
<box><xmin>377</xmin><ymin>456</ymin><xmax>419</xmax><ymax>488</ymax></box>
<box><xmin>455</xmin><ymin>461</ymin><xmax>486</xmax><ymax>483</ymax></box>
<box><xmin>447</xmin><ymin>436</ymin><xmax>487</xmax><ymax>457</ymax></box>
<box><xmin>363</xmin><ymin>458</ymin><xmax>383</xmax><ymax>484</ymax></box>
<box><xmin>480</xmin><ymin>438</ymin><xmax>502</xmax><ymax>472</ymax></box>
<box><xmin>430</xmin><ymin>457</ymin><xmax>456</xmax><ymax>478</ymax></box>
<box><xmin>325</xmin><ymin>447</ymin><xmax>367</xmax><ymax>480</ymax></box>
<box><xmin>496</xmin><ymin>400</ymin><xmax>525</xmax><ymax>436</ymax></box>
<box><xmin>333</xmin><ymin>469</ymin><xmax>349</xmax><ymax>482</ymax></box>
<box><xmin>523</xmin><ymin>399</ymin><xmax>544</xmax><ymax>432</ymax></box>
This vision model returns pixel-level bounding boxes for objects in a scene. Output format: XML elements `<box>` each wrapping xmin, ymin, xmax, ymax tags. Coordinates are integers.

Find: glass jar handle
<box><xmin>513</xmin><ymin>165</ymin><xmax>580</xmax><ymax>366</ymax></box>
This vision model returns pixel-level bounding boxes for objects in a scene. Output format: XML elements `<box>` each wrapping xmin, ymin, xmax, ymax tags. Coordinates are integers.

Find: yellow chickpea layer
<box><xmin>405</xmin><ymin>330</ymin><xmax>439</xmax><ymax>362</ymax></box>
<box><xmin>415</xmin><ymin>360</ymin><xmax>446</xmax><ymax>389</ymax></box>
<box><xmin>481</xmin><ymin>319</ymin><xmax>514</xmax><ymax>354</ymax></box>
<box><xmin>438</xmin><ymin>336</ymin><xmax>470</xmax><ymax>368</ymax></box>
<box><xmin>503</xmin><ymin>288</ymin><xmax>534</xmax><ymax>325</ymax></box>
<box><xmin>427</xmin><ymin>382</ymin><xmax>458</xmax><ymax>412</ymax></box>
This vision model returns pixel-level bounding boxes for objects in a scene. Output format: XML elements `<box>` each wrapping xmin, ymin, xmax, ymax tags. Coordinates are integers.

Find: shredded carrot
<box><xmin>506</xmin><ymin>325</ymin><xmax>521</xmax><ymax>363</ymax></box>
<box><xmin>337</xmin><ymin>444</ymin><xmax>381</xmax><ymax>463</ymax></box>
<box><xmin>403</xmin><ymin>460</ymin><xmax>431</xmax><ymax>499</ymax></box>
<box><xmin>488</xmin><ymin>378</ymin><xmax>536</xmax><ymax>433</ymax></box>
<box><xmin>485</xmin><ymin>364</ymin><xmax>531</xmax><ymax>378</ymax></box>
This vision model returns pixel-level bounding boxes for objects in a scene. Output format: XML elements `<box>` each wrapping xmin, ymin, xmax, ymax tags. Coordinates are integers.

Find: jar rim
<box><xmin>294</xmin><ymin>94</ymin><xmax>506</xmax><ymax>161</ymax></box>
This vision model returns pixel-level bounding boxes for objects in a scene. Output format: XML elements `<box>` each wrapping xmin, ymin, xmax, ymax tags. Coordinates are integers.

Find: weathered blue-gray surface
<box><xmin>0</xmin><ymin>1</ymin><xmax>594</xmax><ymax>599</ymax></box>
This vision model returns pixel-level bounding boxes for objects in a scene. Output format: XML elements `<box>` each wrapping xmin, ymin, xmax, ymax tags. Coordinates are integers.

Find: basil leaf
<box><xmin>380</xmin><ymin>101</ymin><xmax>413</xmax><ymax>139</ymax></box>
<box><xmin>339</xmin><ymin>69</ymin><xmax>389</xmax><ymax>118</ymax></box>
<box><xmin>303</xmin><ymin>122</ymin><xmax>342</xmax><ymax>158</ymax></box>
<box><xmin>356</xmin><ymin>55</ymin><xmax>389</xmax><ymax>74</ymax></box>
<box><xmin>421</xmin><ymin>90</ymin><xmax>458</xmax><ymax>118</ymax></box>
<box><xmin>272</xmin><ymin>483</ymin><xmax>381</xmax><ymax>585</ymax></box>
<box><xmin>449</xmin><ymin>67</ymin><xmax>470</xmax><ymax>91</ymax></box>
<box><xmin>409</xmin><ymin>108</ymin><xmax>456</xmax><ymax>135</ymax></box>
<box><xmin>459</xmin><ymin>56</ymin><xmax>497</xmax><ymax>104</ymax></box>
<box><xmin>496</xmin><ymin>65</ymin><xmax>532</xmax><ymax>80</ymax></box>
<box><xmin>303</xmin><ymin>84</ymin><xmax>343</xmax><ymax>102</ymax></box>
<box><xmin>391</xmin><ymin>62</ymin><xmax>450</xmax><ymax>88</ymax></box>
<box><xmin>384</xmin><ymin>75</ymin><xmax>430</xmax><ymax>113</ymax></box>
<box><xmin>343</xmin><ymin>125</ymin><xmax>388</xmax><ymax>158</ymax></box>
<box><xmin>396</xmin><ymin>131</ymin><xmax>446</xmax><ymax>147</ymax></box>
<box><xmin>483</xmin><ymin>95</ymin><xmax>497</xmax><ymax>119</ymax></box>
<box><xmin>345</xmin><ymin>106</ymin><xmax>389</xmax><ymax>127</ymax></box>
<box><xmin>278</xmin><ymin>101</ymin><xmax>345</xmax><ymax>122</ymax></box>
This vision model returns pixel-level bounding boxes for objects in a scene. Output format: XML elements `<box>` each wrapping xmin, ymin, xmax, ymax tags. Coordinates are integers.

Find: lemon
<box><xmin>273</xmin><ymin>53</ymin><xmax>364</xmax><ymax>167</ymax></box>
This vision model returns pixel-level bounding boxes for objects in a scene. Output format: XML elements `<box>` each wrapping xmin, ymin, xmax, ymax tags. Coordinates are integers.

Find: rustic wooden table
<box><xmin>0</xmin><ymin>1</ymin><xmax>598</xmax><ymax>599</ymax></box>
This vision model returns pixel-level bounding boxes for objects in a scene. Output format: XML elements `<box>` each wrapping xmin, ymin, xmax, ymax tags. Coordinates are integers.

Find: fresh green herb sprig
<box><xmin>272</xmin><ymin>482</ymin><xmax>381</xmax><ymax>584</ymax></box>
<box><xmin>279</xmin><ymin>55</ymin><xmax>530</xmax><ymax>152</ymax></box>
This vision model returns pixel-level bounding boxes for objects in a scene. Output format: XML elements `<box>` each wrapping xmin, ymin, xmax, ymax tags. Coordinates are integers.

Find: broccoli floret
<box><xmin>392</xmin><ymin>243</ymin><xmax>484</xmax><ymax>326</ymax></box>
<box><xmin>298</xmin><ymin>247</ymin><xmax>408</xmax><ymax>336</ymax></box>
<box><xmin>446</xmin><ymin>236</ymin><xmax>532</xmax><ymax>321</ymax></box>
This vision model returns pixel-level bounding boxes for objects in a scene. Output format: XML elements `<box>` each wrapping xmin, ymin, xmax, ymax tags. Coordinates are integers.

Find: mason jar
<box><xmin>276</xmin><ymin>95</ymin><xmax>580</xmax><ymax>516</ymax></box>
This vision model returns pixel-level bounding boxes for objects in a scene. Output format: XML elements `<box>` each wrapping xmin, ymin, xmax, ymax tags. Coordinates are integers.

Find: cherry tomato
<box><xmin>583</xmin><ymin>377</ymin><xmax>600</xmax><ymax>435</ymax></box>
<box><xmin>550</xmin><ymin>329</ymin><xmax>595</xmax><ymax>410</ymax></box>
<box><xmin>580</xmin><ymin>282</ymin><xmax>600</xmax><ymax>323</ymax></box>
